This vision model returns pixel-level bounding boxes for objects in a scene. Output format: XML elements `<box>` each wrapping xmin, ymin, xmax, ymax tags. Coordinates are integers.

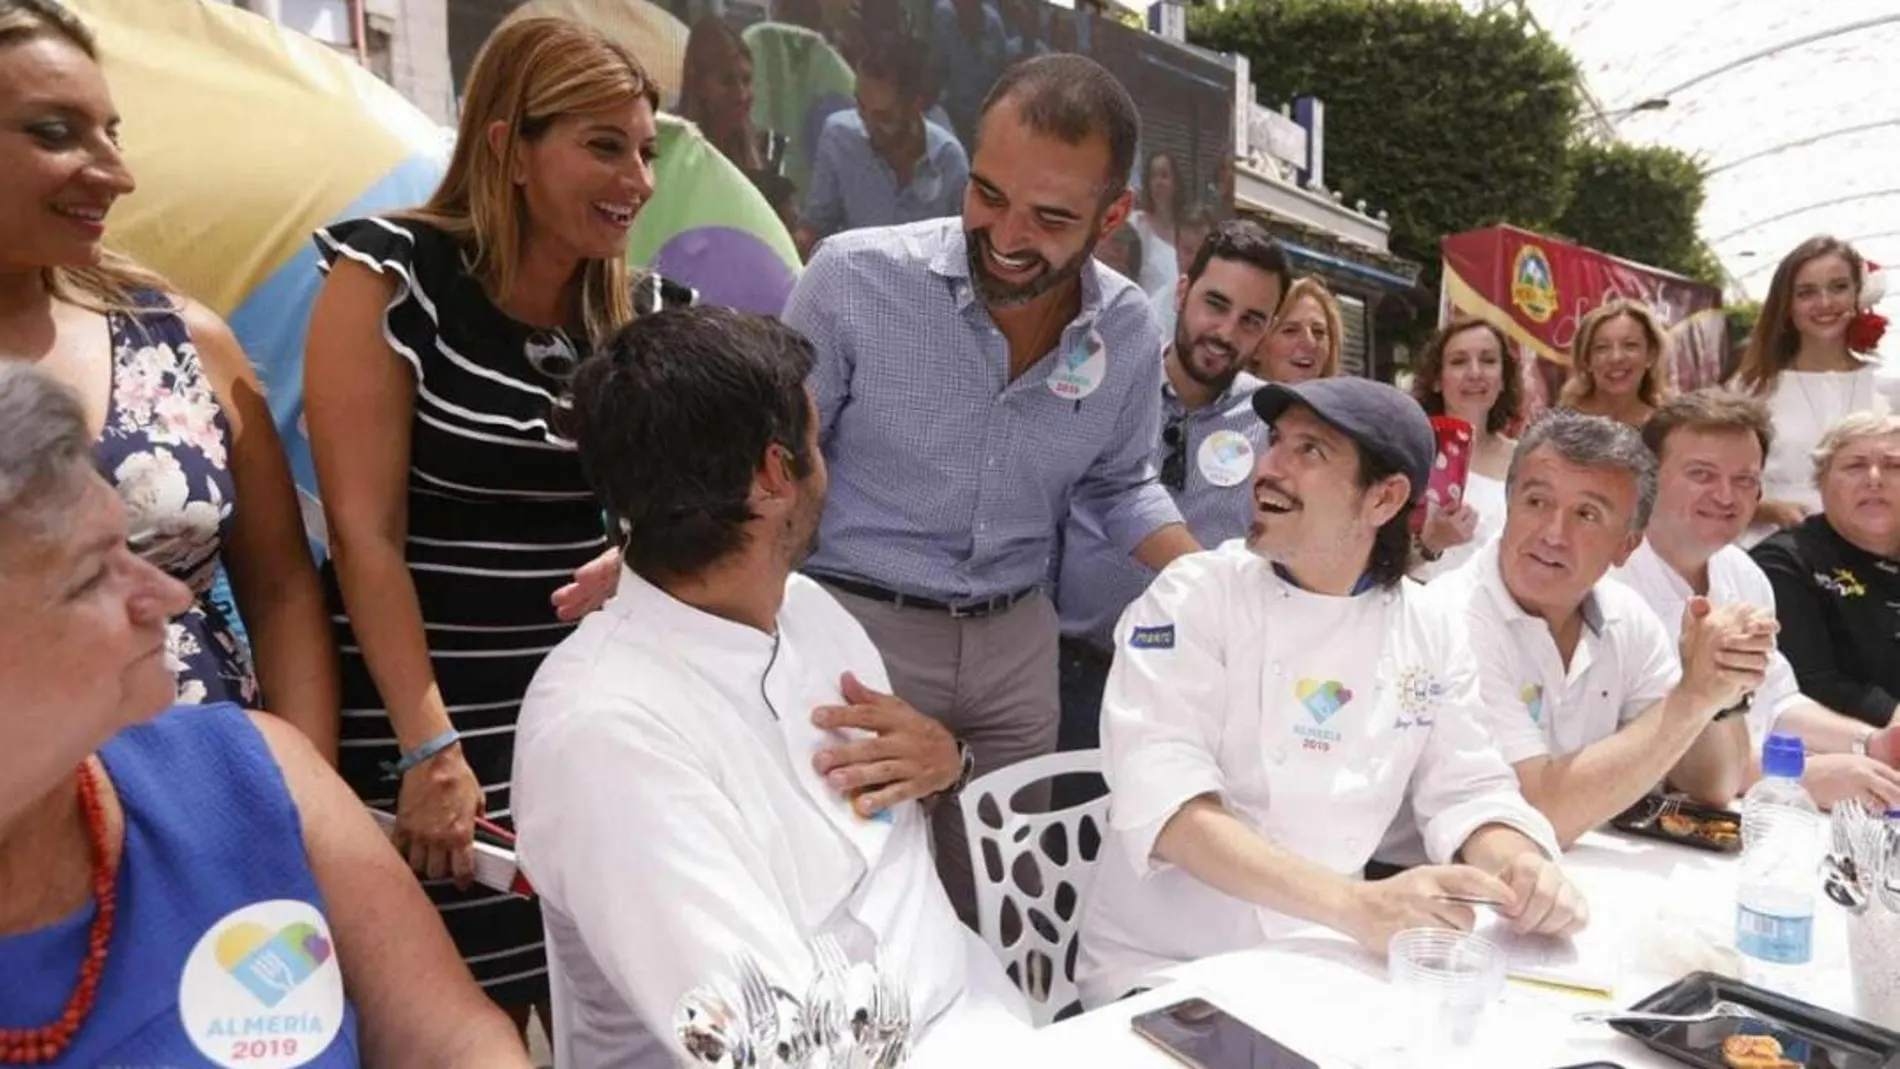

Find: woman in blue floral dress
<box><xmin>0</xmin><ymin>0</ymin><xmax>337</xmax><ymax>757</ymax></box>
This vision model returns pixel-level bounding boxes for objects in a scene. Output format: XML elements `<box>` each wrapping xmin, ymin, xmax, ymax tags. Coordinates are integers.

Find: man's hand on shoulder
<box><xmin>812</xmin><ymin>672</ymin><xmax>962</xmax><ymax>817</ymax></box>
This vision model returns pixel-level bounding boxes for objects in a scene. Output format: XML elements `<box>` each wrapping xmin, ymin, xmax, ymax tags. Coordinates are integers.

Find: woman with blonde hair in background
<box><xmin>1732</xmin><ymin>235</ymin><xmax>1889</xmax><ymax>544</ymax></box>
<box><xmin>302</xmin><ymin>15</ymin><xmax>690</xmax><ymax>1026</ymax></box>
<box><xmin>1250</xmin><ymin>275</ymin><xmax>1342</xmax><ymax>384</ymax></box>
<box><xmin>0</xmin><ymin>0</ymin><xmax>337</xmax><ymax>755</ymax></box>
<box><xmin>1409</xmin><ymin>316</ymin><xmax>1523</xmax><ymax>579</ymax></box>
<box><xmin>1561</xmin><ymin>297</ymin><xmax>1670</xmax><ymax>428</ymax></box>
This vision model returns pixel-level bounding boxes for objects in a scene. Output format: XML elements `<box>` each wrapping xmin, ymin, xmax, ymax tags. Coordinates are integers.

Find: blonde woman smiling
<box><xmin>302</xmin><ymin>16</ymin><xmax>689</xmax><ymax>1025</ymax></box>
<box><xmin>1561</xmin><ymin>298</ymin><xmax>1671</xmax><ymax>429</ymax></box>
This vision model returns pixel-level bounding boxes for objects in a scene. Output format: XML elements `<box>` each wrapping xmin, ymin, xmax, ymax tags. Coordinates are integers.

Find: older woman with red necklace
<box><xmin>0</xmin><ymin>365</ymin><xmax>524</xmax><ymax>1068</ymax></box>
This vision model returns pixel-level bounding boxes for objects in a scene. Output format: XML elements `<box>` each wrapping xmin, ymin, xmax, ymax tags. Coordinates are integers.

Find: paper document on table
<box><xmin>1477</xmin><ymin>917</ymin><xmax>1621</xmax><ymax>997</ymax></box>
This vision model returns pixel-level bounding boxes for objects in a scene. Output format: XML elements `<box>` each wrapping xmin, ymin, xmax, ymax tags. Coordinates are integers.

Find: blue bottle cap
<box><xmin>1762</xmin><ymin>733</ymin><xmax>1806</xmax><ymax>779</ymax></box>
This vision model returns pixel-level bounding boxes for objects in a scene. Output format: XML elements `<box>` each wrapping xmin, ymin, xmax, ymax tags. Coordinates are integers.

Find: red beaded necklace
<box><xmin>0</xmin><ymin>763</ymin><xmax>117</xmax><ymax>1065</ymax></box>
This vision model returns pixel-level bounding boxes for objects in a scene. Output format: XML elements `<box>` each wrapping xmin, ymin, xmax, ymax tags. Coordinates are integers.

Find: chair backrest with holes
<box><xmin>959</xmin><ymin>748</ymin><xmax>1112</xmax><ymax>1027</ymax></box>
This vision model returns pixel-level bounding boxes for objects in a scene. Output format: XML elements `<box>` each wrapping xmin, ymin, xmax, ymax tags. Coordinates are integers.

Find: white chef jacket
<box><xmin>1076</xmin><ymin>540</ymin><xmax>1560</xmax><ymax>1007</ymax></box>
<box><xmin>1450</xmin><ymin>543</ymin><xmax>1680</xmax><ymax>764</ymax></box>
<box><xmin>1610</xmin><ymin>539</ymin><xmax>1802</xmax><ymax>747</ymax></box>
<box><xmin>512</xmin><ymin>569</ymin><xmax>1029</xmax><ymax>1069</ymax></box>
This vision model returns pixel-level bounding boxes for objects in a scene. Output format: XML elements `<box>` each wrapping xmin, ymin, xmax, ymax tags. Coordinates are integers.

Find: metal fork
<box><xmin>804</xmin><ymin>936</ymin><xmax>850</xmax><ymax>1062</ymax></box>
<box><xmin>1627</xmin><ymin>794</ymin><xmax>1682</xmax><ymax>830</ymax></box>
<box><xmin>733</xmin><ymin>950</ymin><xmax>778</xmax><ymax>1066</ymax></box>
<box><xmin>1574</xmin><ymin>1000</ymin><xmax>1756</xmax><ymax>1027</ymax></box>
<box><xmin>872</xmin><ymin>960</ymin><xmax>912</xmax><ymax>1068</ymax></box>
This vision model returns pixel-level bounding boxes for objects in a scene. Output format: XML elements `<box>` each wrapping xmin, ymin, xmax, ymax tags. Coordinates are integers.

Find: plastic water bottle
<box><xmin>1735</xmin><ymin>733</ymin><xmax>1822</xmax><ymax>993</ymax></box>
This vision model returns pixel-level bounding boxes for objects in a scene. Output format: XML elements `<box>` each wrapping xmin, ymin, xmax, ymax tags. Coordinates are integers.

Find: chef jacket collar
<box><xmin>608</xmin><ymin>565</ymin><xmax>782</xmax><ymax>657</ymax></box>
<box><xmin>1269</xmin><ymin>560</ymin><xmax>1382</xmax><ymax>597</ymax></box>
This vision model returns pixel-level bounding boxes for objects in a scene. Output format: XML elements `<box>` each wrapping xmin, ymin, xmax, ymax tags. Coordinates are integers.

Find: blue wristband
<box><xmin>381</xmin><ymin>728</ymin><xmax>461</xmax><ymax>781</ymax></box>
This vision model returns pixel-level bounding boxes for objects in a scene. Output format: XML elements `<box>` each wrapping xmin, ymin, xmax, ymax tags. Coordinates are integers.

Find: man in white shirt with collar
<box><xmin>512</xmin><ymin>308</ymin><xmax>1028</xmax><ymax>1068</ymax></box>
<box><xmin>1449</xmin><ymin>410</ymin><xmax>1776</xmax><ymax>850</ymax></box>
<box><xmin>1612</xmin><ymin>390</ymin><xmax>1900</xmax><ymax>807</ymax></box>
<box><xmin>1077</xmin><ymin>377</ymin><xmax>1583</xmax><ymax>1008</ymax></box>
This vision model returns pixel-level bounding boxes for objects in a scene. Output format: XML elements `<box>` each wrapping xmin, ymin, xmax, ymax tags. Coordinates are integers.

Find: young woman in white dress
<box><xmin>1732</xmin><ymin>236</ymin><xmax>1890</xmax><ymax>546</ymax></box>
<box><xmin>1128</xmin><ymin>150</ymin><xmax>1183</xmax><ymax>296</ymax></box>
<box><xmin>1408</xmin><ymin>317</ymin><xmax>1521</xmax><ymax>580</ymax></box>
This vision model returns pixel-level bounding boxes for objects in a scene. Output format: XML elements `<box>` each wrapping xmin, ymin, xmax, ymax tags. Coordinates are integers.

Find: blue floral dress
<box><xmin>94</xmin><ymin>291</ymin><xmax>260</xmax><ymax>707</ymax></box>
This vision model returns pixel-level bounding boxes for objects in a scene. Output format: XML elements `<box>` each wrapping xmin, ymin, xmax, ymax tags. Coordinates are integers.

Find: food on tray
<box><xmin>1721</xmin><ymin>1033</ymin><xmax>1803</xmax><ymax>1068</ymax></box>
<box><xmin>1658</xmin><ymin>809</ymin><xmax>1741</xmax><ymax>847</ymax></box>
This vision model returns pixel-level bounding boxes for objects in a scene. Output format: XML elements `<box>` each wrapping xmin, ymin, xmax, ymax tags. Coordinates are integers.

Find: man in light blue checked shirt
<box><xmin>783</xmin><ymin>53</ymin><xmax>1201</xmax><ymax>926</ymax></box>
<box><xmin>795</xmin><ymin>35</ymin><xmax>969</xmax><ymax>256</ymax></box>
<box><xmin>1056</xmin><ymin>220</ymin><xmax>1293</xmax><ymax>780</ymax></box>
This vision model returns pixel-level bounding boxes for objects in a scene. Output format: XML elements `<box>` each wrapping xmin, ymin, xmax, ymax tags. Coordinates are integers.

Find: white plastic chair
<box><xmin>959</xmin><ymin>748</ymin><xmax>1112</xmax><ymax>1027</ymax></box>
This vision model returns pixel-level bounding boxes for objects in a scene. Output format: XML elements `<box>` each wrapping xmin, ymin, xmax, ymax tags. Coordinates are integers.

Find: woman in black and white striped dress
<box><xmin>300</xmin><ymin>17</ymin><xmax>689</xmax><ymax>1024</ymax></box>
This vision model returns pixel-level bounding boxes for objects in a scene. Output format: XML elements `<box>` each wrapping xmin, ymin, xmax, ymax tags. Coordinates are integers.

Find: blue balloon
<box><xmin>652</xmin><ymin>226</ymin><xmax>799</xmax><ymax>316</ymax></box>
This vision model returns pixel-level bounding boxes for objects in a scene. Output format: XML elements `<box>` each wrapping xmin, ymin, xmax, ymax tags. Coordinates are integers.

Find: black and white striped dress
<box><xmin>313</xmin><ymin>216</ymin><xmax>690</xmax><ymax>1005</ymax></box>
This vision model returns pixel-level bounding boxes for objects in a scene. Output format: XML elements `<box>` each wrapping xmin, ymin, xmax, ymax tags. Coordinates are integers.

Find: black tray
<box><xmin>1610</xmin><ymin>795</ymin><xmax>1743</xmax><ymax>854</ymax></box>
<box><xmin>1610</xmin><ymin>971</ymin><xmax>1900</xmax><ymax>1068</ymax></box>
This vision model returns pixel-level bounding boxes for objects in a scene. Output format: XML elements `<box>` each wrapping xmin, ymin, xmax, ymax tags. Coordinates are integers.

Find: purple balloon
<box><xmin>651</xmin><ymin>227</ymin><xmax>798</xmax><ymax>317</ymax></box>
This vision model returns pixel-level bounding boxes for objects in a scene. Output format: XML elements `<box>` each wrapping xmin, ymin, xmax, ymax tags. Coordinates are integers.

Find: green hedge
<box><xmin>1557</xmin><ymin>140</ymin><xmax>1724</xmax><ymax>287</ymax></box>
<box><xmin>1191</xmin><ymin>0</ymin><xmax>1581</xmax><ymax>290</ymax></box>
<box><xmin>1190</xmin><ymin>0</ymin><xmax>1721</xmax><ymax>297</ymax></box>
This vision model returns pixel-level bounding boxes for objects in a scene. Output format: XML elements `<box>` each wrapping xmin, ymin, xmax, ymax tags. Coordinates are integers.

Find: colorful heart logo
<box><xmin>1519</xmin><ymin>682</ymin><xmax>1545</xmax><ymax>725</ymax></box>
<box><xmin>215</xmin><ymin>920</ymin><xmax>333</xmax><ymax>1007</ymax></box>
<box><xmin>1296</xmin><ymin>678</ymin><xmax>1353</xmax><ymax>723</ymax></box>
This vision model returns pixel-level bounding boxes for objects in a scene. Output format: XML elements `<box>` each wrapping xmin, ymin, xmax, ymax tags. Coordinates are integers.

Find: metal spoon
<box><xmin>1574</xmin><ymin>1000</ymin><xmax>1756</xmax><ymax>1027</ymax></box>
<box><xmin>1878</xmin><ymin>823</ymin><xmax>1900</xmax><ymax>914</ymax></box>
<box><xmin>841</xmin><ymin>961</ymin><xmax>880</xmax><ymax>1068</ymax></box>
<box><xmin>768</xmin><ymin>985</ymin><xmax>813</xmax><ymax>1069</ymax></box>
<box><xmin>674</xmin><ymin>983</ymin><xmax>754</xmax><ymax>1069</ymax></box>
<box><xmin>1825</xmin><ymin>852</ymin><xmax>1870</xmax><ymax>913</ymax></box>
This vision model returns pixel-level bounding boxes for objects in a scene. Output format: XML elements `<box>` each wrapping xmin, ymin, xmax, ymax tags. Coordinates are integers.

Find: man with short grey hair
<box><xmin>1422</xmin><ymin>411</ymin><xmax>1774</xmax><ymax>849</ymax></box>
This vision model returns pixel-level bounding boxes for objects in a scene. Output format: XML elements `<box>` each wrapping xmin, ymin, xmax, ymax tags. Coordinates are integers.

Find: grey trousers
<box><xmin>821</xmin><ymin>584</ymin><xmax>1061</xmax><ymax>929</ymax></box>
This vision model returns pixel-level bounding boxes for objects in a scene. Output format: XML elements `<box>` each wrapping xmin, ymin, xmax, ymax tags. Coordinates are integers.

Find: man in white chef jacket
<box><xmin>511</xmin><ymin>308</ymin><xmax>1029</xmax><ymax>1068</ymax></box>
<box><xmin>1077</xmin><ymin>377</ymin><xmax>1584</xmax><ymax>1009</ymax></box>
<box><xmin>1436</xmin><ymin>410</ymin><xmax>1776</xmax><ymax>851</ymax></box>
<box><xmin>1612</xmin><ymin>390</ymin><xmax>1900</xmax><ymax>807</ymax></box>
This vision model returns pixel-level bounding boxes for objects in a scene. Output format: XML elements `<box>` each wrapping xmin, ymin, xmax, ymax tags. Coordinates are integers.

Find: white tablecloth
<box><xmin>1002</xmin><ymin>830</ymin><xmax>1868</xmax><ymax>1068</ymax></box>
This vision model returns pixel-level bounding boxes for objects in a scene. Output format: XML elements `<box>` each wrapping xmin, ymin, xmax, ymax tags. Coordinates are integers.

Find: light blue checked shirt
<box><xmin>803</xmin><ymin>111</ymin><xmax>969</xmax><ymax>239</ymax></box>
<box><xmin>1057</xmin><ymin>372</ymin><xmax>1270</xmax><ymax>649</ymax></box>
<box><xmin>786</xmin><ymin>218</ymin><xmax>1180</xmax><ymax>603</ymax></box>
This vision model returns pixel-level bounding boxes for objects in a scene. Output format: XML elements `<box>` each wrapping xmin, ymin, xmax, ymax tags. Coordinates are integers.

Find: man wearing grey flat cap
<box><xmin>1074</xmin><ymin>377</ymin><xmax>1587</xmax><ymax>1008</ymax></box>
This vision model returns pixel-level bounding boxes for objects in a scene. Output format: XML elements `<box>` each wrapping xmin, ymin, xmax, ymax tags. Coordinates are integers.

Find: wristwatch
<box><xmin>1712</xmin><ymin>692</ymin><xmax>1753</xmax><ymax>722</ymax></box>
<box><xmin>1413</xmin><ymin>534</ymin><xmax>1443</xmax><ymax>564</ymax></box>
<box><xmin>1853</xmin><ymin>729</ymin><xmax>1875</xmax><ymax>757</ymax></box>
<box><xmin>934</xmin><ymin>740</ymin><xmax>976</xmax><ymax>798</ymax></box>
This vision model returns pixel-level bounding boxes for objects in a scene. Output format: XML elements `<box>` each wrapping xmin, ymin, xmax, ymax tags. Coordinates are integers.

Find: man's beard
<box><xmin>867</xmin><ymin>117</ymin><xmax>920</xmax><ymax>159</ymax></box>
<box><xmin>784</xmin><ymin>488</ymin><xmax>823</xmax><ymax>567</ymax></box>
<box><xmin>965</xmin><ymin>226</ymin><xmax>1098</xmax><ymax>309</ymax></box>
<box><xmin>1173</xmin><ymin>324</ymin><xmax>1243</xmax><ymax>395</ymax></box>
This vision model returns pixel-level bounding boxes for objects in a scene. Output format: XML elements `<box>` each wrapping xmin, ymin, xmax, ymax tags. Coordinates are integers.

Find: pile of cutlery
<box><xmin>673</xmin><ymin>936</ymin><xmax>914</xmax><ymax>1068</ymax></box>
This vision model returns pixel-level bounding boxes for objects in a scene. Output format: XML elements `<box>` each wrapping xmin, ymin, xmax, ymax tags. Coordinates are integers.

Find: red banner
<box><xmin>1439</xmin><ymin>225</ymin><xmax>1728</xmax><ymax>418</ymax></box>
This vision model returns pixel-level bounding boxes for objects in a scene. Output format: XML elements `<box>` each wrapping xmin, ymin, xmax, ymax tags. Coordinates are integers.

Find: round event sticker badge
<box><xmin>178</xmin><ymin>899</ymin><xmax>346</xmax><ymax>1068</ymax></box>
<box><xmin>1196</xmin><ymin>429</ymin><xmax>1255</xmax><ymax>487</ymax></box>
<box><xmin>1047</xmin><ymin>330</ymin><xmax>1107</xmax><ymax>400</ymax></box>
